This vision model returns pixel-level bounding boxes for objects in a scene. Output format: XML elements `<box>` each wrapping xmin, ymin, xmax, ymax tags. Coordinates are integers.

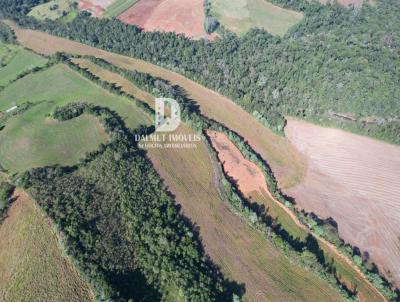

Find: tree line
<box><xmin>1</xmin><ymin>0</ymin><xmax>399</xmax><ymax>143</ymax></box>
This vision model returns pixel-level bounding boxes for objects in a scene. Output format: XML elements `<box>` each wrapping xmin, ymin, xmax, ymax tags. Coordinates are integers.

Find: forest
<box><xmin>18</xmin><ymin>103</ymin><xmax>236</xmax><ymax>302</ymax></box>
<box><xmin>1</xmin><ymin>0</ymin><xmax>399</xmax><ymax>143</ymax></box>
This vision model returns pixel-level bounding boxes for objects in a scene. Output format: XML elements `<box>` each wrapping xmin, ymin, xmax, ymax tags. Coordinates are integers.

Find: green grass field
<box><xmin>0</xmin><ymin>63</ymin><xmax>151</xmax><ymax>172</ymax></box>
<box><xmin>28</xmin><ymin>0</ymin><xmax>76</xmax><ymax>21</ymax></box>
<box><xmin>104</xmin><ymin>0</ymin><xmax>138</xmax><ymax>18</ymax></box>
<box><xmin>210</xmin><ymin>0</ymin><xmax>303</xmax><ymax>36</ymax></box>
<box><xmin>0</xmin><ymin>45</ymin><xmax>48</xmax><ymax>87</ymax></box>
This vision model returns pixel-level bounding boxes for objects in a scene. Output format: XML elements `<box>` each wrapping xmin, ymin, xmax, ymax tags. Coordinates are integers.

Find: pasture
<box><xmin>0</xmin><ymin>45</ymin><xmax>47</xmax><ymax>87</ymax></box>
<box><xmin>28</xmin><ymin>0</ymin><xmax>77</xmax><ymax>20</ymax></box>
<box><xmin>210</xmin><ymin>0</ymin><xmax>303</xmax><ymax>36</ymax></box>
<box><xmin>118</xmin><ymin>0</ymin><xmax>215</xmax><ymax>39</ymax></box>
<box><xmin>285</xmin><ymin>118</ymin><xmax>400</xmax><ymax>287</ymax></box>
<box><xmin>103</xmin><ymin>0</ymin><xmax>138</xmax><ymax>18</ymax></box>
<box><xmin>0</xmin><ymin>64</ymin><xmax>150</xmax><ymax>172</ymax></box>
<box><xmin>0</xmin><ymin>190</ymin><xmax>93</xmax><ymax>302</ymax></box>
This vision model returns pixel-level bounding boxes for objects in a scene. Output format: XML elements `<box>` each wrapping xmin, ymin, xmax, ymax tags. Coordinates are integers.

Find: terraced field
<box><xmin>285</xmin><ymin>118</ymin><xmax>400</xmax><ymax>287</ymax></box>
<box><xmin>0</xmin><ymin>63</ymin><xmax>150</xmax><ymax>172</ymax></box>
<box><xmin>210</xmin><ymin>0</ymin><xmax>303</xmax><ymax>36</ymax></box>
<box><xmin>0</xmin><ymin>45</ymin><xmax>47</xmax><ymax>86</ymax></box>
<box><xmin>0</xmin><ymin>190</ymin><xmax>93</xmax><ymax>302</ymax></box>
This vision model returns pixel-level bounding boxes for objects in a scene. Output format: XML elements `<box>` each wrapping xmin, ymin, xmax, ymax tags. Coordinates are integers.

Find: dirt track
<box><xmin>285</xmin><ymin>118</ymin><xmax>400</xmax><ymax>288</ymax></box>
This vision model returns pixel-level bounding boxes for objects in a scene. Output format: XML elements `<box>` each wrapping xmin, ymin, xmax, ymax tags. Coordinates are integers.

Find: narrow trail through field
<box><xmin>206</xmin><ymin>130</ymin><xmax>388</xmax><ymax>302</ymax></box>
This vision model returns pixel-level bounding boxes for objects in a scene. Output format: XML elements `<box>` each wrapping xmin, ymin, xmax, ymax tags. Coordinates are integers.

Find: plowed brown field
<box><xmin>118</xmin><ymin>0</ymin><xmax>215</xmax><ymax>39</ymax></box>
<box><xmin>285</xmin><ymin>118</ymin><xmax>400</xmax><ymax>287</ymax></box>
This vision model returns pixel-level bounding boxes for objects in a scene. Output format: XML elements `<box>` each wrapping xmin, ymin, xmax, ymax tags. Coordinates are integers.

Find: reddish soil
<box><xmin>285</xmin><ymin>118</ymin><xmax>400</xmax><ymax>287</ymax></box>
<box><xmin>79</xmin><ymin>0</ymin><xmax>114</xmax><ymax>17</ymax></box>
<box><xmin>207</xmin><ymin>130</ymin><xmax>266</xmax><ymax>195</ymax></box>
<box><xmin>118</xmin><ymin>0</ymin><xmax>216</xmax><ymax>39</ymax></box>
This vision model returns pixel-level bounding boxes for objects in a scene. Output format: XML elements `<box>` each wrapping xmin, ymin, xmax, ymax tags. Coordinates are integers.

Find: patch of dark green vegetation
<box><xmin>2</xmin><ymin>0</ymin><xmax>399</xmax><ymax>143</ymax></box>
<box><xmin>0</xmin><ymin>21</ymin><xmax>17</xmax><ymax>44</ymax></box>
<box><xmin>17</xmin><ymin>102</ymin><xmax>241</xmax><ymax>302</ymax></box>
<box><xmin>0</xmin><ymin>180</ymin><xmax>15</xmax><ymax>223</ymax></box>
<box><xmin>78</xmin><ymin>56</ymin><xmax>400</xmax><ymax>301</ymax></box>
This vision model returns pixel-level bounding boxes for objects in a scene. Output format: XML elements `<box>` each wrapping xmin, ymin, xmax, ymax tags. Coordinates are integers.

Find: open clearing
<box><xmin>118</xmin><ymin>0</ymin><xmax>215</xmax><ymax>39</ymax></box>
<box><xmin>0</xmin><ymin>63</ymin><xmax>150</xmax><ymax>172</ymax></box>
<box><xmin>0</xmin><ymin>45</ymin><xmax>47</xmax><ymax>86</ymax></box>
<box><xmin>285</xmin><ymin>118</ymin><xmax>400</xmax><ymax>287</ymax></box>
<box><xmin>79</xmin><ymin>0</ymin><xmax>115</xmax><ymax>17</ymax></box>
<box><xmin>210</xmin><ymin>0</ymin><xmax>303</xmax><ymax>36</ymax></box>
<box><xmin>0</xmin><ymin>190</ymin><xmax>93</xmax><ymax>302</ymax></box>
<box><xmin>28</xmin><ymin>0</ymin><xmax>76</xmax><ymax>20</ymax></box>
<box><xmin>9</xmin><ymin>25</ymin><xmax>306</xmax><ymax>189</ymax></box>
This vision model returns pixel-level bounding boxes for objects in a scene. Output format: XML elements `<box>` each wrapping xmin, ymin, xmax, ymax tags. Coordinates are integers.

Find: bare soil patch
<box><xmin>79</xmin><ymin>0</ymin><xmax>115</xmax><ymax>17</ymax></box>
<box><xmin>118</xmin><ymin>0</ymin><xmax>216</xmax><ymax>39</ymax></box>
<box><xmin>285</xmin><ymin>118</ymin><xmax>400</xmax><ymax>287</ymax></box>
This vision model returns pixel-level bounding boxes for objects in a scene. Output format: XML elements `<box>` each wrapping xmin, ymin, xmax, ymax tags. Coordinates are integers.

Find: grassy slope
<box><xmin>28</xmin><ymin>0</ymin><xmax>74</xmax><ymax>21</ymax></box>
<box><xmin>0</xmin><ymin>45</ymin><xmax>47</xmax><ymax>86</ymax></box>
<box><xmin>0</xmin><ymin>190</ymin><xmax>93</xmax><ymax>302</ymax></box>
<box><xmin>0</xmin><ymin>63</ymin><xmax>150</xmax><ymax>172</ymax></box>
<box><xmin>104</xmin><ymin>0</ymin><xmax>139</xmax><ymax>18</ymax></box>
<box><xmin>210</xmin><ymin>0</ymin><xmax>303</xmax><ymax>36</ymax></box>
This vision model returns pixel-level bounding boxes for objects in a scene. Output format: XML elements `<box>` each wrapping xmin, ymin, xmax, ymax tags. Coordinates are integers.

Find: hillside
<box><xmin>0</xmin><ymin>190</ymin><xmax>93</xmax><ymax>302</ymax></box>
